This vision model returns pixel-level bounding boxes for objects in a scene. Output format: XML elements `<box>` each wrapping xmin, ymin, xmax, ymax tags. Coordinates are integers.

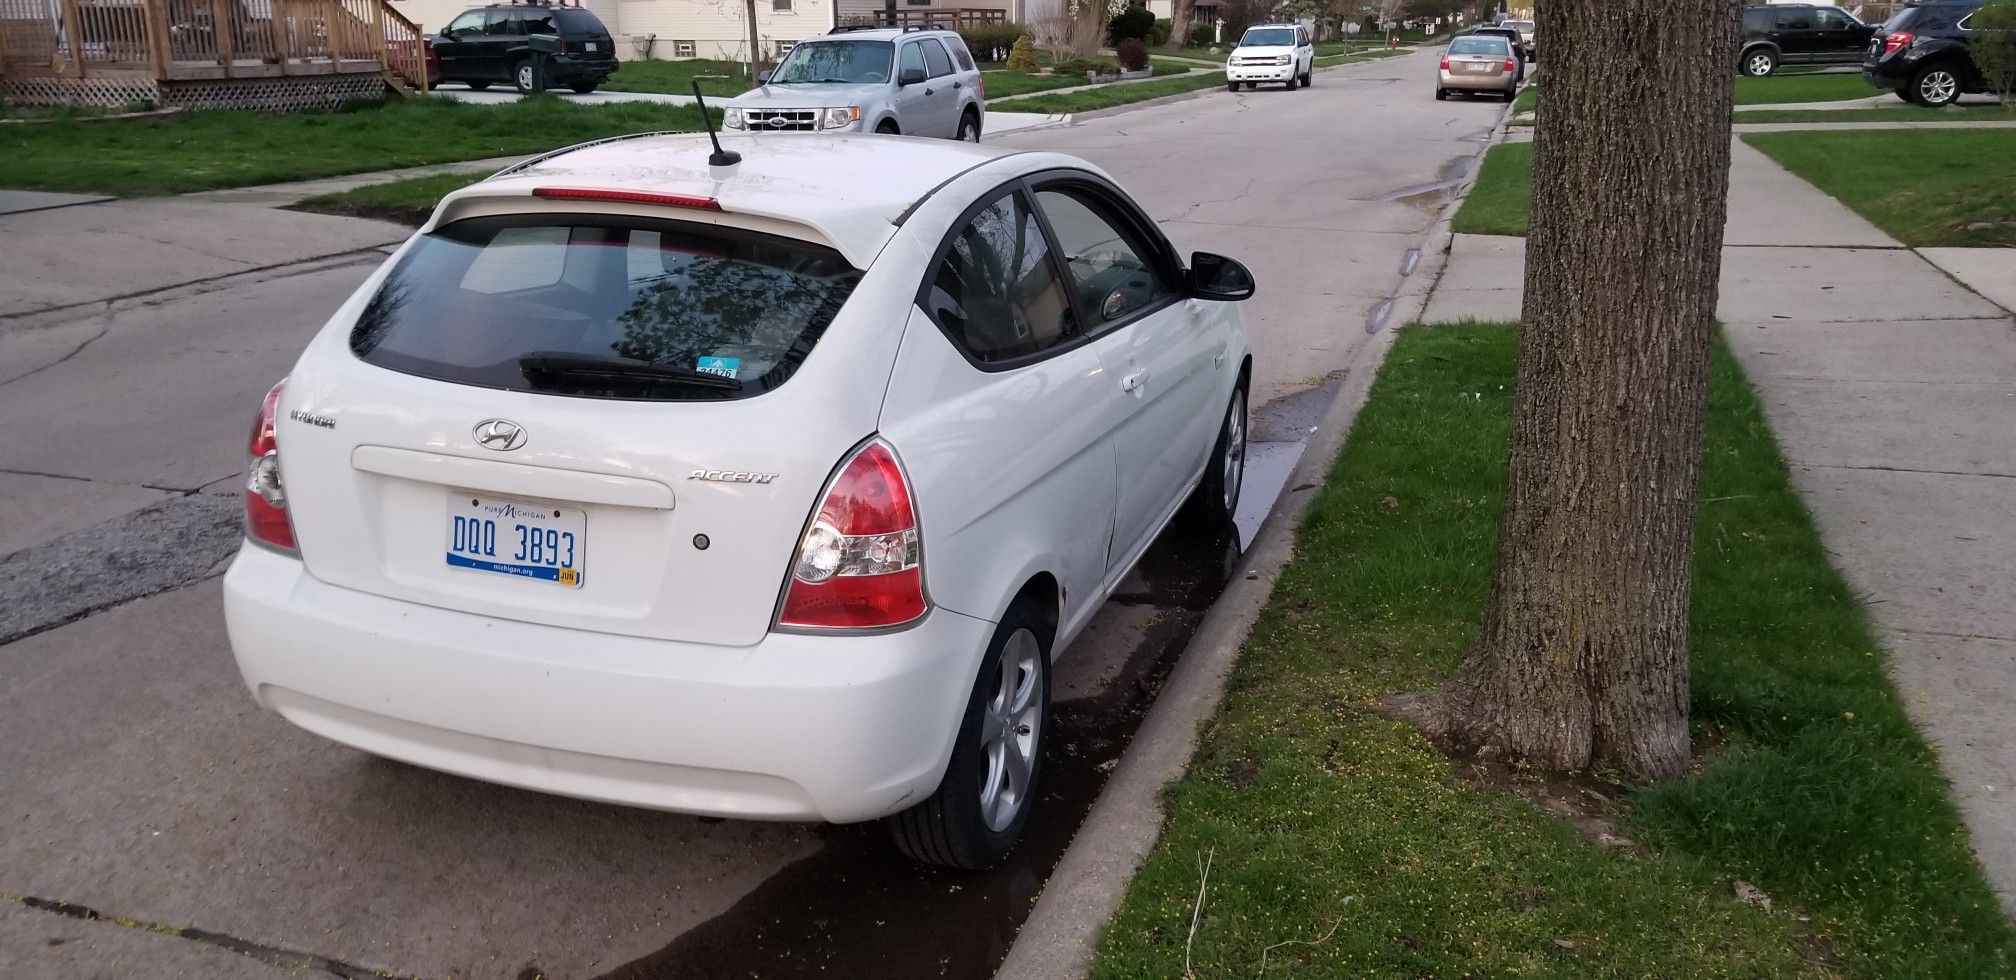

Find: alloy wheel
<box><xmin>1746</xmin><ymin>53</ymin><xmax>1773</xmax><ymax>76</ymax></box>
<box><xmin>1919</xmin><ymin>70</ymin><xmax>1958</xmax><ymax>105</ymax></box>
<box><xmin>1222</xmin><ymin>389</ymin><xmax>1246</xmax><ymax>515</ymax></box>
<box><xmin>978</xmin><ymin>628</ymin><xmax>1042</xmax><ymax>832</ymax></box>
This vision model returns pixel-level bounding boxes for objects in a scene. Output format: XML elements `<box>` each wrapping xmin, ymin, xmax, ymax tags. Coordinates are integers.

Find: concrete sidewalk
<box><xmin>1422</xmin><ymin>137</ymin><xmax>2016</xmax><ymax>916</ymax></box>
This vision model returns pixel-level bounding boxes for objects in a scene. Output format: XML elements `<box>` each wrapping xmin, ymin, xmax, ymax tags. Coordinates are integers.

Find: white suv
<box><xmin>723</xmin><ymin>26</ymin><xmax>985</xmax><ymax>140</ymax></box>
<box><xmin>223</xmin><ymin>132</ymin><xmax>1254</xmax><ymax>869</ymax></box>
<box><xmin>1226</xmin><ymin>23</ymin><xmax>1315</xmax><ymax>91</ymax></box>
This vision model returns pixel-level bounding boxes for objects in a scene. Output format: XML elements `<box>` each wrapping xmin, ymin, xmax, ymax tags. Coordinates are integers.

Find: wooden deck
<box><xmin>0</xmin><ymin>0</ymin><xmax>429</xmax><ymax>107</ymax></box>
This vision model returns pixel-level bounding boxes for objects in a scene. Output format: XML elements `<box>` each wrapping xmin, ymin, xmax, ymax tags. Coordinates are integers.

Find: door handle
<box><xmin>924</xmin><ymin>87</ymin><xmax>935</xmax><ymax>95</ymax></box>
<box><xmin>1121</xmin><ymin>370</ymin><xmax>1148</xmax><ymax>393</ymax></box>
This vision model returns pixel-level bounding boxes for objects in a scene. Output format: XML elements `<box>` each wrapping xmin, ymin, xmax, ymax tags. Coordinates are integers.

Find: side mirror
<box><xmin>898</xmin><ymin>67</ymin><xmax>927</xmax><ymax>86</ymax></box>
<box><xmin>757</xmin><ymin>69</ymin><xmax>772</xmax><ymax>84</ymax></box>
<box><xmin>1189</xmin><ymin>252</ymin><xmax>1255</xmax><ymax>302</ymax></box>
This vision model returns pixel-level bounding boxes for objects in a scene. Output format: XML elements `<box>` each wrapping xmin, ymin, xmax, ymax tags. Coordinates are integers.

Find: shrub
<box><xmin>1054</xmin><ymin>56</ymin><xmax>1119</xmax><ymax>77</ymax></box>
<box><xmin>1188</xmin><ymin>23</ymin><xmax>1214</xmax><ymax>46</ymax></box>
<box><xmin>1006</xmin><ymin>34</ymin><xmax>1041</xmax><ymax>72</ymax></box>
<box><xmin>958</xmin><ymin>22</ymin><xmax>1025</xmax><ymax>62</ymax></box>
<box><xmin>1150</xmin><ymin>17</ymin><xmax>1172</xmax><ymax>46</ymax></box>
<box><xmin>1974</xmin><ymin>0</ymin><xmax>2016</xmax><ymax>106</ymax></box>
<box><xmin>1107</xmin><ymin>4</ymin><xmax>1155</xmax><ymax>44</ymax></box>
<box><xmin>1115</xmin><ymin>37</ymin><xmax>1149</xmax><ymax>70</ymax></box>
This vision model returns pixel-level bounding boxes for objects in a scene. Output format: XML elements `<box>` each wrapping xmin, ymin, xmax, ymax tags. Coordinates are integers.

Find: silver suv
<box><xmin>723</xmin><ymin>26</ymin><xmax>985</xmax><ymax>141</ymax></box>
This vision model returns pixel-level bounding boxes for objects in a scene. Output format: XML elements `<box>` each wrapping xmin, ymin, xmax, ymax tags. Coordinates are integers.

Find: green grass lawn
<box><xmin>980</xmin><ymin>60</ymin><xmax>1193</xmax><ymax>99</ymax></box>
<box><xmin>1737</xmin><ymin>104</ymin><xmax>2016</xmax><ymax>123</ymax></box>
<box><xmin>1745</xmin><ymin>129</ymin><xmax>2016</xmax><ymax>247</ymax></box>
<box><xmin>1091</xmin><ymin>322</ymin><xmax>2014</xmax><ymax>978</ymax></box>
<box><xmin>989</xmin><ymin>70</ymin><xmax>1227</xmax><ymax>114</ymax></box>
<box><xmin>1451</xmin><ymin>141</ymin><xmax>1532</xmax><ymax>236</ymax></box>
<box><xmin>1513</xmin><ymin>80</ymin><xmax>1540</xmax><ymax>113</ymax></box>
<box><xmin>1734</xmin><ymin>71</ymin><xmax>1881</xmax><ymax>105</ymax></box>
<box><xmin>599</xmin><ymin>58</ymin><xmax>752</xmax><ymax>98</ymax></box>
<box><xmin>0</xmin><ymin>96</ymin><xmax>712</xmax><ymax>196</ymax></box>
<box><xmin>292</xmin><ymin>171</ymin><xmax>487</xmax><ymax>225</ymax></box>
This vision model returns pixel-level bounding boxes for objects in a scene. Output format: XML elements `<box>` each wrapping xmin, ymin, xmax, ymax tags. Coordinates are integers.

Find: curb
<box><xmin>992</xmin><ymin>95</ymin><xmax>1509</xmax><ymax>980</ymax></box>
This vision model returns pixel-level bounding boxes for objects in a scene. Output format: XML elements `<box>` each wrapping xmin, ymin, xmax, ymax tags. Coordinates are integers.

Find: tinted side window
<box><xmin>484</xmin><ymin>10</ymin><xmax>523</xmax><ymax>35</ymax></box>
<box><xmin>921</xmin><ymin>38</ymin><xmax>954</xmax><ymax>77</ymax></box>
<box><xmin>520</xmin><ymin>9</ymin><xmax>556</xmax><ymax>34</ymax></box>
<box><xmin>898</xmin><ymin>42</ymin><xmax>925</xmax><ymax>78</ymax></box>
<box><xmin>446</xmin><ymin>10</ymin><xmax>484</xmax><ymax>33</ymax></box>
<box><xmin>927</xmin><ymin>192</ymin><xmax>1078</xmax><ymax>364</ymax></box>
<box><xmin>1035</xmin><ymin>187</ymin><xmax>1178</xmax><ymax>328</ymax></box>
<box><xmin>1814</xmin><ymin>8</ymin><xmax>1851</xmax><ymax>29</ymax></box>
<box><xmin>945</xmin><ymin>36</ymin><xmax>975</xmax><ymax>70</ymax></box>
<box><xmin>1744</xmin><ymin>8</ymin><xmax>1772</xmax><ymax>31</ymax></box>
<box><xmin>1776</xmin><ymin>8</ymin><xmax>1813</xmax><ymax>29</ymax></box>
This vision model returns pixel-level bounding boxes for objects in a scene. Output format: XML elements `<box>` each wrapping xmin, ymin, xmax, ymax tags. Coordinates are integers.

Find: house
<box><xmin>388</xmin><ymin>0</ymin><xmax>1048</xmax><ymax>63</ymax></box>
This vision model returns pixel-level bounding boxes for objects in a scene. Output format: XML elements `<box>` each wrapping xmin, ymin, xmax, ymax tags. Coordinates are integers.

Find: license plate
<box><xmin>1465</xmin><ymin>62</ymin><xmax>1490</xmax><ymax>73</ymax></box>
<box><xmin>445</xmin><ymin>494</ymin><xmax>585</xmax><ymax>587</ymax></box>
<box><xmin>584</xmin><ymin>41</ymin><xmax>597</xmax><ymax>51</ymax></box>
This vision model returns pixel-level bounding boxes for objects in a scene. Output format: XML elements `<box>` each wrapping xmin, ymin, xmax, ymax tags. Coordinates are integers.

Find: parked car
<box><xmin>429</xmin><ymin>0</ymin><xmax>617</xmax><ymax>94</ymax></box>
<box><xmin>1502</xmin><ymin>18</ymin><xmax>1537</xmax><ymax>60</ymax></box>
<box><xmin>1864</xmin><ymin>0</ymin><xmax>2003</xmax><ymax>107</ymax></box>
<box><xmin>1462</xmin><ymin>26</ymin><xmax>1529</xmax><ymax>84</ymax></box>
<box><xmin>1738</xmin><ymin>2</ymin><xmax>1877</xmax><ymax>76</ymax></box>
<box><xmin>1225</xmin><ymin>23</ymin><xmax>1316</xmax><ymax>91</ymax></box>
<box><xmin>1437</xmin><ymin>34</ymin><xmax>1521</xmax><ymax>100</ymax></box>
<box><xmin>221</xmin><ymin>133</ymin><xmax>1255</xmax><ymax>870</ymax></box>
<box><xmin>722</xmin><ymin>26</ymin><xmax>983</xmax><ymax>140</ymax></box>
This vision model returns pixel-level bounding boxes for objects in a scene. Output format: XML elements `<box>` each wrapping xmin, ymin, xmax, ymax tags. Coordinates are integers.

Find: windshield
<box><xmin>769</xmin><ymin>40</ymin><xmax>894</xmax><ymax>84</ymax></box>
<box><xmin>1449</xmin><ymin>37</ymin><xmax>1510</xmax><ymax>55</ymax></box>
<box><xmin>350</xmin><ymin>215</ymin><xmax>862</xmax><ymax>401</ymax></box>
<box><xmin>1239</xmin><ymin>28</ymin><xmax>1295</xmax><ymax>47</ymax></box>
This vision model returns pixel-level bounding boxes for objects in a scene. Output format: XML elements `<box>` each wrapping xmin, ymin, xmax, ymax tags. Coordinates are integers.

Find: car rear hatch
<box><xmin>556</xmin><ymin>8</ymin><xmax>617</xmax><ymax>64</ymax></box>
<box><xmin>276</xmin><ymin>209</ymin><xmax>881</xmax><ymax>648</ymax></box>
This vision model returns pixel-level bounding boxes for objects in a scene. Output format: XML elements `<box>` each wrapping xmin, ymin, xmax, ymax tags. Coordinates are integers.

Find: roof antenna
<box><xmin>690</xmin><ymin>81</ymin><xmax>741</xmax><ymax>175</ymax></box>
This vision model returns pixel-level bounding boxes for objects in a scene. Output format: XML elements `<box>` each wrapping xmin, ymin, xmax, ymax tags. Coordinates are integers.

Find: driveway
<box><xmin>0</xmin><ymin>46</ymin><xmax>1497</xmax><ymax>980</ymax></box>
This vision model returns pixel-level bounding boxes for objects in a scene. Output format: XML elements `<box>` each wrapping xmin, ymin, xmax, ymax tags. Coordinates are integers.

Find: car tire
<box><xmin>876</xmin><ymin>119</ymin><xmax>900</xmax><ymax>134</ymax></box>
<box><xmin>1741</xmin><ymin>47</ymin><xmax>1778</xmax><ymax>77</ymax></box>
<box><xmin>513</xmin><ymin>59</ymin><xmax>537</xmax><ymax>94</ymax></box>
<box><xmin>1227</xmin><ymin>81</ymin><xmax>1239</xmax><ymax>92</ymax></box>
<box><xmin>1180</xmin><ymin>381</ymin><xmax>1247</xmax><ymax>531</ymax></box>
<box><xmin>1302</xmin><ymin>70</ymin><xmax>1312</xmax><ymax>87</ymax></box>
<box><xmin>1909</xmin><ymin>64</ymin><xmax>1961</xmax><ymax>107</ymax></box>
<box><xmin>570</xmin><ymin>82</ymin><xmax>597</xmax><ymax>94</ymax></box>
<box><xmin>1435</xmin><ymin>87</ymin><xmax>1448</xmax><ymax>101</ymax></box>
<box><xmin>465</xmin><ymin>80</ymin><xmax>490</xmax><ymax>91</ymax></box>
<box><xmin>956</xmin><ymin>109</ymin><xmax>980</xmax><ymax>142</ymax></box>
<box><xmin>886</xmin><ymin>601</ymin><xmax>1052</xmax><ymax>870</ymax></box>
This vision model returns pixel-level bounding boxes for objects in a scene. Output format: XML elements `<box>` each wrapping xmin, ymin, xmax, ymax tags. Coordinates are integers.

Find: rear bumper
<box><xmin>1438</xmin><ymin>70</ymin><xmax>1515</xmax><ymax>91</ymax></box>
<box><xmin>548</xmin><ymin>56</ymin><xmax>617</xmax><ymax>83</ymax></box>
<box><xmin>1227</xmin><ymin>63</ymin><xmax>1297</xmax><ymax>82</ymax></box>
<box><xmin>222</xmin><ymin>543</ymin><xmax>993</xmax><ymax>823</ymax></box>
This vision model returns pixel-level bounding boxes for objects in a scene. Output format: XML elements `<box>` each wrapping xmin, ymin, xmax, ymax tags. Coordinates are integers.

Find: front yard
<box><xmin>1745</xmin><ymin>130</ymin><xmax>2016</xmax><ymax>247</ymax></box>
<box><xmin>0</xmin><ymin>96</ymin><xmax>712</xmax><ymax>196</ymax></box>
<box><xmin>1091</xmin><ymin>323</ymin><xmax>2014</xmax><ymax>977</ymax></box>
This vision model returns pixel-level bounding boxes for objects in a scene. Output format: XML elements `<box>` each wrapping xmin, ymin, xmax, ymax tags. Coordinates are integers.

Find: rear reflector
<box><xmin>532</xmin><ymin>187</ymin><xmax>723</xmax><ymax>211</ymax></box>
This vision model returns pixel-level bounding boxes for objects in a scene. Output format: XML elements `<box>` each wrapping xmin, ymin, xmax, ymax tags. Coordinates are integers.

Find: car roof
<box><xmin>816</xmin><ymin>26</ymin><xmax>958</xmax><ymax>40</ymax></box>
<box><xmin>430</xmin><ymin>133</ymin><xmax>1033</xmax><ymax>267</ymax></box>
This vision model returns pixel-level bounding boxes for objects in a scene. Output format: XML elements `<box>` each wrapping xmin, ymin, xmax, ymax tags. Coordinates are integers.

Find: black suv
<box><xmin>1865</xmin><ymin>0</ymin><xmax>2001</xmax><ymax>107</ymax></box>
<box><xmin>431</xmin><ymin>1</ymin><xmax>618</xmax><ymax>94</ymax></box>
<box><xmin>1738</xmin><ymin>3</ymin><xmax>1876</xmax><ymax>75</ymax></box>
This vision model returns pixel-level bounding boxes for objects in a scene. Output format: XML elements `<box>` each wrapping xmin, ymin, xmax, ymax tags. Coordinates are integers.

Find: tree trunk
<box><xmin>744</xmin><ymin>0</ymin><xmax>762</xmax><ymax>78</ymax></box>
<box><xmin>1436</xmin><ymin>0</ymin><xmax>1737</xmax><ymax>782</ymax></box>
<box><xmin>1170</xmin><ymin>0</ymin><xmax>1192</xmax><ymax>48</ymax></box>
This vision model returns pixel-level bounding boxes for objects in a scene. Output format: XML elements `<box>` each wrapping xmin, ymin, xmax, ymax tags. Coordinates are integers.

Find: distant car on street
<box><xmin>1461</xmin><ymin>25</ymin><xmax>1528</xmax><ymax>83</ymax></box>
<box><xmin>1738</xmin><ymin>2</ymin><xmax>1876</xmax><ymax>76</ymax></box>
<box><xmin>1225</xmin><ymin>23</ymin><xmax>1316</xmax><ymax>91</ymax></box>
<box><xmin>222</xmin><ymin>133</ymin><xmax>1256</xmax><ymax>871</ymax></box>
<box><xmin>1864</xmin><ymin>0</ymin><xmax>2004</xmax><ymax>107</ymax></box>
<box><xmin>722</xmin><ymin>26</ymin><xmax>984</xmax><ymax>140</ymax></box>
<box><xmin>1502</xmin><ymin>19</ymin><xmax>1537</xmax><ymax>60</ymax></box>
<box><xmin>429</xmin><ymin>0</ymin><xmax>617</xmax><ymax>94</ymax></box>
<box><xmin>1437</xmin><ymin>34</ymin><xmax>1521</xmax><ymax>101</ymax></box>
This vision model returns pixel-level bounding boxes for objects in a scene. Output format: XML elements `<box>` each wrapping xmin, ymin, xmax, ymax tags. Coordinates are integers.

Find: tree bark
<box><xmin>1170</xmin><ymin>0</ymin><xmax>1193</xmax><ymax>48</ymax></box>
<box><xmin>1436</xmin><ymin>0</ymin><xmax>1737</xmax><ymax>782</ymax></box>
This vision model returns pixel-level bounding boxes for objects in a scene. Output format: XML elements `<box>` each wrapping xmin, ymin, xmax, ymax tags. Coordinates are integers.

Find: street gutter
<box><xmin>992</xmin><ymin>90</ymin><xmax>1512</xmax><ymax>980</ymax></box>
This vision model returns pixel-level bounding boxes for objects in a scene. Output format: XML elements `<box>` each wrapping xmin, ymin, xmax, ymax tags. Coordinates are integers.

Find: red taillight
<box><xmin>1882</xmin><ymin>31</ymin><xmax>1913</xmax><ymax>55</ymax></box>
<box><xmin>1504</xmin><ymin>58</ymin><xmax>1517</xmax><ymax>72</ymax></box>
<box><xmin>425</xmin><ymin>40</ymin><xmax>440</xmax><ymax>71</ymax></box>
<box><xmin>777</xmin><ymin>439</ymin><xmax>927</xmax><ymax>631</ymax></box>
<box><xmin>1439</xmin><ymin>55</ymin><xmax>1450</xmax><ymax>70</ymax></box>
<box><xmin>245</xmin><ymin>379</ymin><xmax>295</xmax><ymax>552</ymax></box>
<box><xmin>532</xmin><ymin>187</ymin><xmax>723</xmax><ymax>211</ymax></box>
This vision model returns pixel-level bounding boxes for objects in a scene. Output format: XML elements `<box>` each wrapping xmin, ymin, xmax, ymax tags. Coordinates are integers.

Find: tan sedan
<box><xmin>1436</xmin><ymin>36</ymin><xmax>1520</xmax><ymax>101</ymax></box>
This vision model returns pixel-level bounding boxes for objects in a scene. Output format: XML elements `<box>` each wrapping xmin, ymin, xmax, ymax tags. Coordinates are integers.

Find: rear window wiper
<box><xmin>519</xmin><ymin>352</ymin><xmax>740</xmax><ymax>391</ymax></box>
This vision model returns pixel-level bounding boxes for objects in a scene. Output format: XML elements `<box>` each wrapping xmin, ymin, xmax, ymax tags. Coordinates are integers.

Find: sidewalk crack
<box><xmin>9</xmin><ymin>894</ymin><xmax>414</xmax><ymax>980</ymax></box>
<box><xmin>1794</xmin><ymin>462</ymin><xmax>2016</xmax><ymax>480</ymax></box>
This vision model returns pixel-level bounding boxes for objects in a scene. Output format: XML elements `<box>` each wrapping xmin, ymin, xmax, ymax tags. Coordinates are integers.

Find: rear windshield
<box><xmin>1449</xmin><ymin>37</ymin><xmax>1509</xmax><ymax>54</ymax></box>
<box><xmin>553</xmin><ymin>9</ymin><xmax>606</xmax><ymax>34</ymax></box>
<box><xmin>350</xmin><ymin>215</ymin><xmax>862</xmax><ymax>401</ymax></box>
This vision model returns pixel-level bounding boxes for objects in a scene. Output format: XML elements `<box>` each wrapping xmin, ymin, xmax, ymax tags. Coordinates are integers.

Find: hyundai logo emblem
<box><xmin>474</xmin><ymin>419</ymin><xmax>527</xmax><ymax>451</ymax></box>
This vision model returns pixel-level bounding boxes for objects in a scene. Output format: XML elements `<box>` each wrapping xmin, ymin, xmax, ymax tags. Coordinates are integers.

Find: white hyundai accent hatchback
<box><xmin>223</xmin><ymin>132</ymin><xmax>1254</xmax><ymax>868</ymax></box>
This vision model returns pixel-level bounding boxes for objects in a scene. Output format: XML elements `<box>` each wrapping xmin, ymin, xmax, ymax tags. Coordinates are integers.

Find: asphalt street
<box><xmin>0</xmin><ymin>46</ymin><xmax>1501</xmax><ymax>979</ymax></box>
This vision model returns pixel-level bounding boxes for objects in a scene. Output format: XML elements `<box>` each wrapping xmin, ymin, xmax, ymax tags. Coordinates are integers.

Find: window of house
<box><xmin>772</xmin><ymin>0</ymin><xmax>792</xmax><ymax>11</ymax></box>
